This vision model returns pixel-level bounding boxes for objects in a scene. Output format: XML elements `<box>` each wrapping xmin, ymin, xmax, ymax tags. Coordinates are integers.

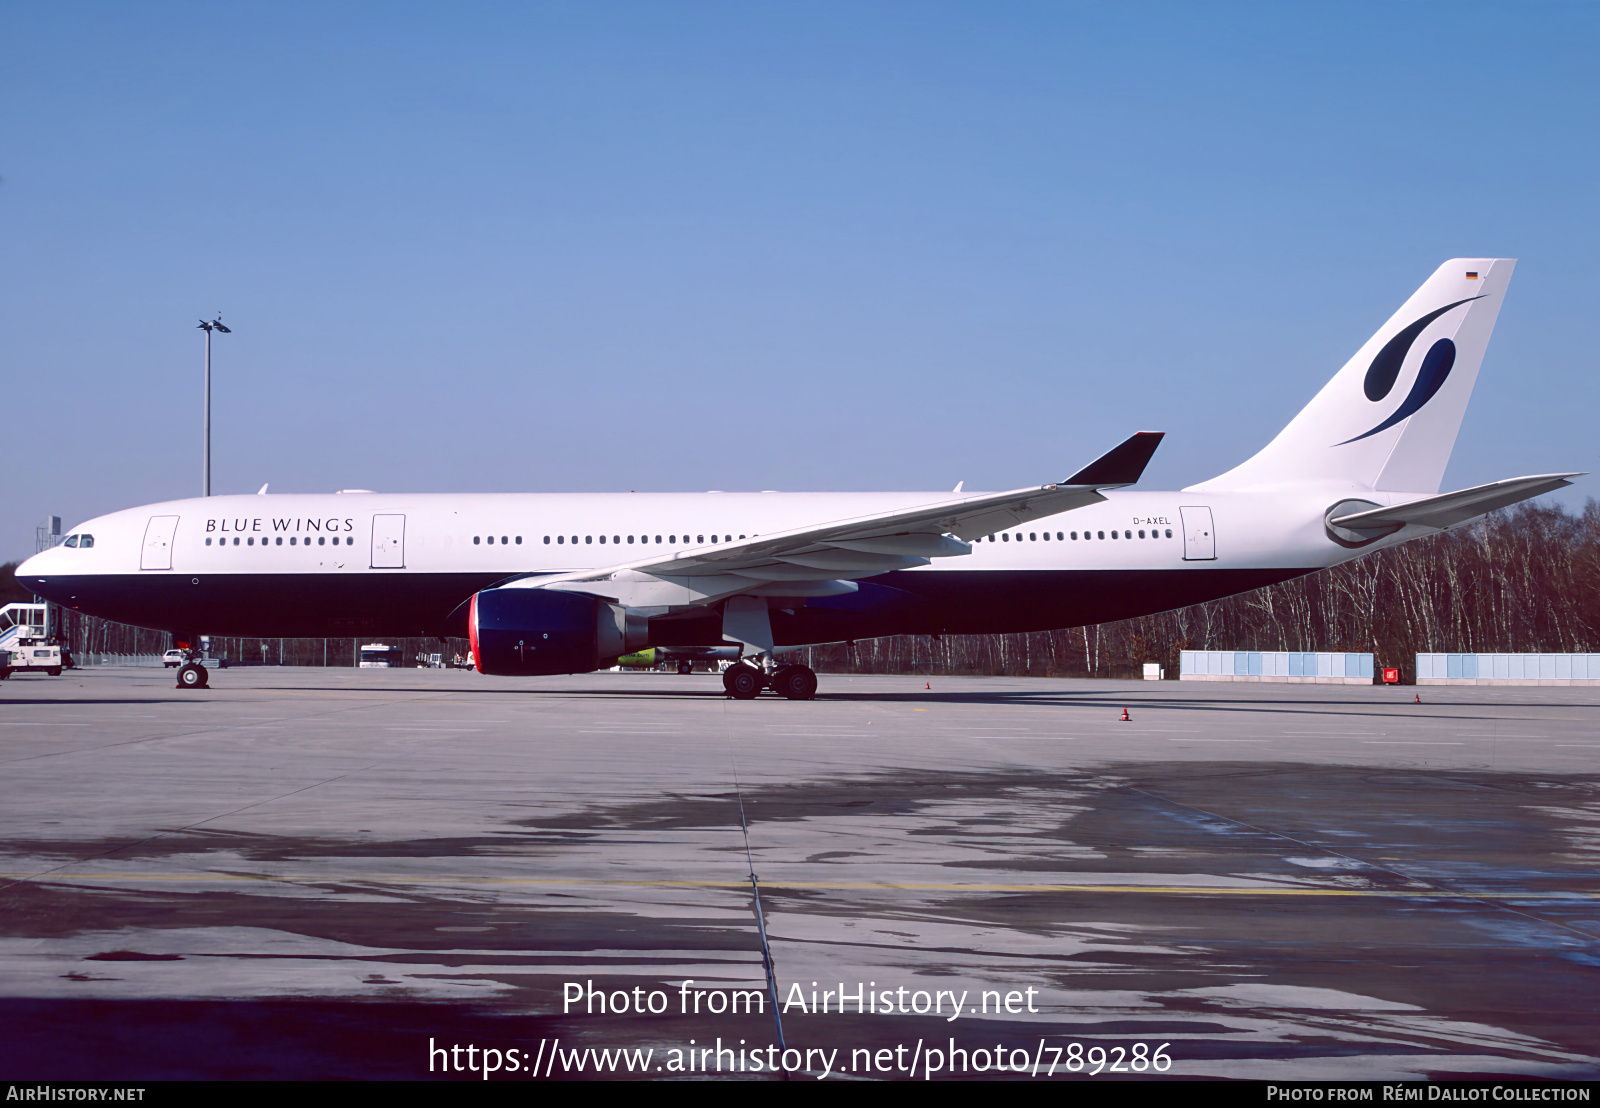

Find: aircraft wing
<box><xmin>502</xmin><ymin>432</ymin><xmax>1163</xmax><ymax>602</ymax></box>
<box><xmin>1329</xmin><ymin>472</ymin><xmax>1584</xmax><ymax>534</ymax></box>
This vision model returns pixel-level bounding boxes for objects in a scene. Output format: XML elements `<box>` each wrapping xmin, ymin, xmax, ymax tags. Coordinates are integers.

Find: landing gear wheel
<box><xmin>723</xmin><ymin>662</ymin><xmax>765</xmax><ymax>700</ymax></box>
<box><xmin>176</xmin><ymin>663</ymin><xmax>209</xmax><ymax>690</ymax></box>
<box><xmin>678</xmin><ymin>661</ymin><xmax>693</xmax><ymax>675</ymax></box>
<box><xmin>772</xmin><ymin>664</ymin><xmax>818</xmax><ymax>701</ymax></box>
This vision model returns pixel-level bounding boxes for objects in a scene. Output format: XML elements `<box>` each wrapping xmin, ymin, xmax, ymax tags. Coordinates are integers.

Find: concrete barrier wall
<box><xmin>1180</xmin><ymin>650</ymin><xmax>1373</xmax><ymax>684</ymax></box>
<box><xmin>1416</xmin><ymin>653</ymin><xmax>1600</xmax><ymax>686</ymax></box>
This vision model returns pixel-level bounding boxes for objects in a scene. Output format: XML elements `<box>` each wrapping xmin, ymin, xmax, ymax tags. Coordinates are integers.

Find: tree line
<box><xmin>6</xmin><ymin>501</ymin><xmax>1596</xmax><ymax>680</ymax></box>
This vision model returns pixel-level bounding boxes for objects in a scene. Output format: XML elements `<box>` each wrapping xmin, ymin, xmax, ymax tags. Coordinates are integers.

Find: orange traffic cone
<box><xmin>1414</xmin><ymin>693</ymin><xmax>1421</xmax><ymax>704</ymax></box>
<box><xmin>1120</xmin><ymin>707</ymin><xmax>1131</xmax><ymax>722</ymax></box>
<box><xmin>925</xmin><ymin>682</ymin><xmax>931</xmax><ymax>690</ymax></box>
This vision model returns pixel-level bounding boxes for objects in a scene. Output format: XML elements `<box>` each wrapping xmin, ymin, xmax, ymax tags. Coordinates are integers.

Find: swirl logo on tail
<box><xmin>1338</xmin><ymin>296</ymin><xmax>1481</xmax><ymax>445</ymax></box>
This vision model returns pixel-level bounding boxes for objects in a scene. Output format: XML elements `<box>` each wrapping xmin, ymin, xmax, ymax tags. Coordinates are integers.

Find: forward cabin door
<box><xmin>140</xmin><ymin>515</ymin><xmax>179</xmax><ymax>570</ymax></box>
<box><xmin>1179</xmin><ymin>506</ymin><xmax>1216</xmax><ymax>561</ymax></box>
<box><xmin>370</xmin><ymin>514</ymin><xmax>406</xmax><ymax>569</ymax></box>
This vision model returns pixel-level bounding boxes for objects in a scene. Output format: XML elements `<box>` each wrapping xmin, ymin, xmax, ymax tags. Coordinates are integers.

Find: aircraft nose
<box><xmin>15</xmin><ymin>549</ymin><xmax>62</xmax><ymax>599</ymax></box>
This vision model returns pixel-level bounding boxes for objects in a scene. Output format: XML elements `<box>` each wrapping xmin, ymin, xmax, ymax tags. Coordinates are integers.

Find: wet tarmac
<box><xmin>2</xmin><ymin>667</ymin><xmax>1599</xmax><ymax>1080</ymax></box>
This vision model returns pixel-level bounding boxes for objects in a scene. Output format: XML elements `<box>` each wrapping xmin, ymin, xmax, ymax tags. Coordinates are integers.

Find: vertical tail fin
<box><xmin>1190</xmin><ymin>258</ymin><xmax>1514</xmax><ymax>495</ymax></box>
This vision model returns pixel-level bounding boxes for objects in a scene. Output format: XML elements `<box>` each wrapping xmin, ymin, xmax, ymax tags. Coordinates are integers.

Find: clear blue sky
<box><xmin>3</xmin><ymin>2</ymin><xmax>1596</xmax><ymax>560</ymax></box>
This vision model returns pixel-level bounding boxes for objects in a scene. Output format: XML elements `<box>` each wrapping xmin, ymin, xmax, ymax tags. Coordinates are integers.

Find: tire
<box><xmin>723</xmin><ymin>662</ymin><xmax>764</xmax><ymax>700</ymax></box>
<box><xmin>176</xmin><ymin>663</ymin><xmax>208</xmax><ymax>690</ymax></box>
<box><xmin>678</xmin><ymin>662</ymin><xmax>692</xmax><ymax>675</ymax></box>
<box><xmin>47</xmin><ymin>667</ymin><xmax>62</xmax><ymax>677</ymax></box>
<box><xmin>772</xmin><ymin>665</ymin><xmax>818</xmax><ymax>701</ymax></box>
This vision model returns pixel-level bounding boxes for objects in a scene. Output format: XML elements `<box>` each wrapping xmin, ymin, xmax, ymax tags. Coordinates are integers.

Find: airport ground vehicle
<box><xmin>358</xmin><ymin>643</ymin><xmax>405</xmax><ymax>668</ymax></box>
<box><xmin>162</xmin><ymin>649</ymin><xmax>186</xmax><ymax>667</ymax></box>
<box><xmin>0</xmin><ymin>604</ymin><xmax>63</xmax><ymax>677</ymax></box>
<box><xmin>17</xmin><ymin>260</ymin><xmax>1579</xmax><ymax>699</ymax></box>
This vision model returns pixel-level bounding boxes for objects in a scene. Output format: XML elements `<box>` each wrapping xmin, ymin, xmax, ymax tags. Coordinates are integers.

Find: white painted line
<box><xmin>1363</xmin><ymin>741</ymin><xmax>1464</xmax><ymax>745</ymax></box>
<box><xmin>1283</xmin><ymin>732</ymin><xmax>1384</xmax><ymax>736</ymax></box>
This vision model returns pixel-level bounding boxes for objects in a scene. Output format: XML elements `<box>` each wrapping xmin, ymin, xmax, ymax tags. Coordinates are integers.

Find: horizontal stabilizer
<box><xmin>1064</xmin><ymin>432</ymin><xmax>1164</xmax><ymax>486</ymax></box>
<box><xmin>1329</xmin><ymin>473</ymin><xmax>1584</xmax><ymax>534</ymax></box>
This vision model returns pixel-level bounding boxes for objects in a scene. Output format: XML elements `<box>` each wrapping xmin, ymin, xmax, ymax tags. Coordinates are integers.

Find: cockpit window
<box><xmin>81</xmin><ymin>535</ymin><xmax>93</xmax><ymax>547</ymax></box>
<box><xmin>63</xmin><ymin>535</ymin><xmax>79</xmax><ymax>547</ymax></box>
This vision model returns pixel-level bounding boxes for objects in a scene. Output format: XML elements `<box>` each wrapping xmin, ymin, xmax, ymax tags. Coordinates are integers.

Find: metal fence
<box><xmin>72</xmin><ymin>653</ymin><xmax>169</xmax><ymax>668</ymax></box>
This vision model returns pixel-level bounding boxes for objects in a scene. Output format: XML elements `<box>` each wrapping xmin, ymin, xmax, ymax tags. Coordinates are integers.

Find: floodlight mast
<box><xmin>197</xmin><ymin>316</ymin><xmax>231</xmax><ymax>497</ymax></box>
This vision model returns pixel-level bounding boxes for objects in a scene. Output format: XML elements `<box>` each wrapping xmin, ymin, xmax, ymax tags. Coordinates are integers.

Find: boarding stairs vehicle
<box><xmin>0</xmin><ymin>603</ymin><xmax>63</xmax><ymax>677</ymax></box>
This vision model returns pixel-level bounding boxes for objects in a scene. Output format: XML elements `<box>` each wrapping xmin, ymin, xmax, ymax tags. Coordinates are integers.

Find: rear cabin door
<box><xmin>140</xmin><ymin>515</ymin><xmax>179</xmax><ymax>570</ymax></box>
<box><xmin>370</xmin><ymin>514</ymin><xmax>406</xmax><ymax>569</ymax></box>
<box><xmin>1179</xmin><ymin>506</ymin><xmax>1216</xmax><ymax>561</ymax></box>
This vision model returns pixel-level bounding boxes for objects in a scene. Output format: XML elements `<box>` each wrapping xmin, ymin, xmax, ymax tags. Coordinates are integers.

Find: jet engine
<box><xmin>469</xmin><ymin>588</ymin><xmax>648</xmax><ymax>676</ymax></box>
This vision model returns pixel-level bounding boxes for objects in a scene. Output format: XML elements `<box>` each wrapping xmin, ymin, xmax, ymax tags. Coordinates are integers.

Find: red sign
<box><xmin>1382</xmin><ymin>667</ymin><xmax>1400</xmax><ymax>684</ymax></box>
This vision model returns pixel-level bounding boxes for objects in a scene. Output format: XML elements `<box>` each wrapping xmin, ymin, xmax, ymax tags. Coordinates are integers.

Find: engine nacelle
<box><xmin>469</xmin><ymin>588</ymin><xmax>648</xmax><ymax>676</ymax></box>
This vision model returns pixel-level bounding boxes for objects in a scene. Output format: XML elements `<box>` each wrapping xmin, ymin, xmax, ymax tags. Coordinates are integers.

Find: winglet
<box><xmin>1063</xmin><ymin>432</ymin><xmax>1165</xmax><ymax>486</ymax></box>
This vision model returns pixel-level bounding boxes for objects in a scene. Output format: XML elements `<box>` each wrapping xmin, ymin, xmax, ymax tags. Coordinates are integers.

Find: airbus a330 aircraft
<box><xmin>19</xmin><ymin>258</ymin><xmax>1579</xmax><ymax>698</ymax></box>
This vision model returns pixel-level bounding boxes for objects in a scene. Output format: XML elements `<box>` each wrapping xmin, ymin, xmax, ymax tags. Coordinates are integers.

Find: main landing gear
<box><xmin>722</xmin><ymin>660</ymin><xmax>818</xmax><ymax>701</ymax></box>
<box><xmin>719</xmin><ymin>597</ymin><xmax>816</xmax><ymax>700</ymax></box>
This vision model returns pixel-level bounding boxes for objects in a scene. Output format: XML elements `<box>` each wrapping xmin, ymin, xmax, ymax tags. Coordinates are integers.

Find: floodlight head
<box><xmin>213</xmin><ymin>320</ymin><xmax>231</xmax><ymax>333</ymax></box>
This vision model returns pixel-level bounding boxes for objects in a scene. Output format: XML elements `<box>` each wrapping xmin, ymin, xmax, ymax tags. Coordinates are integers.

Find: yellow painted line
<box><xmin>5</xmin><ymin>873</ymin><xmax>1598</xmax><ymax>899</ymax></box>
